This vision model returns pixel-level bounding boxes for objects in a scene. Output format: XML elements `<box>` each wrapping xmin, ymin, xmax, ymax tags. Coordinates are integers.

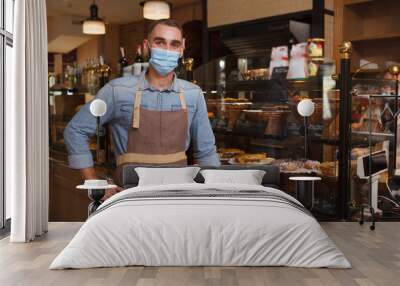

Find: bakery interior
<box><xmin>46</xmin><ymin>0</ymin><xmax>400</xmax><ymax>222</ymax></box>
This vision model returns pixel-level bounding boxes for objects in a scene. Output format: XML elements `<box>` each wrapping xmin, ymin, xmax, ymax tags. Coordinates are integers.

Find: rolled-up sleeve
<box><xmin>190</xmin><ymin>89</ymin><xmax>220</xmax><ymax>166</ymax></box>
<box><xmin>63</xmin><ymin>84</ymin><xmax>115</xmax><ymax>169</ymax></box>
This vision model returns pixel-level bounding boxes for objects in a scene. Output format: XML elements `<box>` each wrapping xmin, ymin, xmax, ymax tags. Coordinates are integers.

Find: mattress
<box><xmin>50</xmin><ymin>183</ymin><xmax>351</xmax><ymax>269</ymax></box>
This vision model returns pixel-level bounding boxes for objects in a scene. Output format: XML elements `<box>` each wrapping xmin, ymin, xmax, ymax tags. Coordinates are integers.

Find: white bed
<box><xmin>50</xmin><ymin>183</ymin><xmax>351</xmax><ymax>269</ymax></box>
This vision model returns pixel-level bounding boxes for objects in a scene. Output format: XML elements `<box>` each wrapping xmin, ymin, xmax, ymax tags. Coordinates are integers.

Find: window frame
<box><xmin>0</xmin><ymin>0</ymin><xmax>14</xmax><ymax>231</ymax></box>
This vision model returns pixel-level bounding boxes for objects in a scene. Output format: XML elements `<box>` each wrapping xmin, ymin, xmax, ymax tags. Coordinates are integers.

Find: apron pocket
<box><xmin>171</xmin><ymin>104</ymin><xmax>195</xmax><ymax>112</ymax></box>
<box><xmin>120</xmin><ymin>104</ymin><xmax>133</xmax><ymax>113</ymax></box>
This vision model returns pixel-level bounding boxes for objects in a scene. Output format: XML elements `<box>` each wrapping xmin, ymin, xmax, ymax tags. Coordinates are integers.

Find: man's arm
<box><xmin>80</xmin><ymin>167</ymin><xmax>98</xmax><ymax>180</ymax></box>
<box><xmin>190</xmin><ymin>89</ymin><xmax>221</xmax><ymax>166</ymax></box>
<box><xmin>63</xmin><ymin>83</ymin><xmax>115</xmax><ymax>179</ymax></box>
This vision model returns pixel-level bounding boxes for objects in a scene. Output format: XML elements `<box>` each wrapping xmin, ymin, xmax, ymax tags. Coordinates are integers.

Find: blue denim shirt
<box><xmin>64</xmin><ymin>72</ymin><xmax>220</xmax><ymax>169</ymax></box>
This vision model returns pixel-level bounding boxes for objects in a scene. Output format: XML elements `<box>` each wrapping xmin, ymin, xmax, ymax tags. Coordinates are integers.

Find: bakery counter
<box><xmin>217</xmin><ymin>146</ymin><xmax>343</xmax><ymax>219</ymax></box>
<box><xmin>49</xmin><ymin>149</ymin><xmax>115</xmax><ymax>222</ymax></box>
<box><xmin>49</xmin><ymin>147</ymin><xmax>342</xmax><ymax>220</ymax></box>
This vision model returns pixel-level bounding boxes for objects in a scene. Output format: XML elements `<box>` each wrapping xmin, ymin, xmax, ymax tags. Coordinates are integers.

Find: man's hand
<box><xmin>80</xmin><ymin>167</ymin><xmax>98</xmax><ymax>180</ymax></box>
<box><xmin>102</xmin><ymin>185</ymin><xmax>124</xmax><ymax>201</ymax></box>
<box><xmin>79</xmin><ymin>167</ymin><xmax>123</xmax><ymax>201</ymax></box>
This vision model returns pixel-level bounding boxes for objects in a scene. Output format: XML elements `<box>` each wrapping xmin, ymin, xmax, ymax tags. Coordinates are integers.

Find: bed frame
<box><xmin>121</xmin><ymin>165</ymin><xmax>281</xmax><ymax>189</ymax></box>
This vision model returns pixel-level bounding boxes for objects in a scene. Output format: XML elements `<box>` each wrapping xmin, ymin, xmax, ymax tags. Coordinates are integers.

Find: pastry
<box><xmin>280</xmin><ymin>162</ymin><xmax>298</xmax><ymax>172</ymax></box>
<box><xmin>235</xmin><ymin>153</ymin><xmax>267</xmax><ymax>164</ymax></box>
<box><xmin>319</xmin><ymin>161</ymin><xmax>338</xmax><ymax>177</ymax></box>
<box><xmin>218</xmin><ymin>148</ymin><xmax>245</xmax><ymax>159</ymax></box>
<box><xmin>223</xmin><ymin>97</ymin><xmax>250</xmax><ymax>103</ymax></box>
<box><xmin>304</xmin><ymin>160</ymin><xmax>320</xmax><ymax>170</ymax></box>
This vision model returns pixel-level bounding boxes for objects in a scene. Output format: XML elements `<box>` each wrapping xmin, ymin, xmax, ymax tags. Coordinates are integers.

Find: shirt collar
<box><xmin>140</xmin><ymin>70</ymin><xmax>180</xmax><ymax>93</ymax></box>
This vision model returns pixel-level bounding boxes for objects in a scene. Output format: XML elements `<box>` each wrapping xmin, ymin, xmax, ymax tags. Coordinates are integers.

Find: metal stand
<box><xmin>296</xmin><ymin>180</ymin><xmax>314</xmax><ymax>209</ymax></box>
<box><xmin>87</xmin><ymin>189</ymin><xmax>105</xmax><ymax>216</ymax></box>
<box><xmin>359</xmin><ymin>204</ymin><xmax>376</xmax><ymax>231</ymax></box>
<box><xmin>359</xmin><ymin>175</ymin><xmax>380</xmax><ymax>231</ymax></box>
<box><xmin>389</xmin><ymin>65</ymin><xmax>399</xmax><ymax>172</ymax></box>
<box><xmin>289</xmin><ymin>177</ymin><xmax>321</xmax><ymax>210</ymax></box>
<box><xmin>358</xmin><ymin>95</ymin><xmax>379</xmax><ymax>231</ymax></box>
<box><xmin>337</xmin><ymin>41</ymin><xmax>352</xmax><ymax>220</ymax></box>
<box><xmin>304</xmin><ymin>116</ymin><xmax>309</xmax><ymax>159</ymax></box>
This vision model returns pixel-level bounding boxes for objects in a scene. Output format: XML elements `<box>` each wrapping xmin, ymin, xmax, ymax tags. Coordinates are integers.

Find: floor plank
<box><xmin>0</xmin><ymin>222</ymin><xmax>399</xmax><ymax>286</ymax></box>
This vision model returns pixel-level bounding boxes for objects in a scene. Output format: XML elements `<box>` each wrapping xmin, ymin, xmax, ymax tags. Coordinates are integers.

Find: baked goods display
<box><xmin>232</xmin><ymin>152</ymin><xmax>272</xmax><ymax>165</ymax></box>
<box><xmin>242</xmin><ymin>104</ymin><xmax>291</xmax><ymax>136</ymax></box>
<box><xmin>353</xmin><ymin>105</ymin><xmax>385</xmax><ymax>133</ymax></box>
<box><xmin>222</xmin><ymin>97</ymin><xmax>251</xmax><ymax>103</ymax></box>
<box><xmin>218</xmin><ymin>149</ymin><xmax>276</xmax><ymax>165</ymax></box>
<box><xmin>304</xmin><ymin>160</ymin><xmax>321</xmax><ymax>170</ymax></box>
<box><xmin>218</xmin><ymin>148</ymin><xmax>245</xmax><ymax>162</ymax></box>
<box><xmin>205</xmin><ymin>94</ymin><xmax>302</xmax><ymax>137</ymax></box>
<box><xmin>205</xmin><ymin>99</ymin><xmax>220</xmax><ymax>115</ymax></box>
<box><xmin>206</xmin><ymin>97</ymin><xmax>252</xmax><ymax>131</ymax></box>
<box><xmin>272</xmin><ymin>159</ymin><xmax>321</xmax><ymax>174</ymax></box>
<box><xmin>243</xmin><ymin>109</ymin><xmax>263</xmax><ymax>123</ymax></box>
<box><xmin>278</xmin><ymin>161</ymin><xmax>301</xmax><ymax>172</ymax></box>
<box><xmin>222</xmin><ymin>98</ymin><xmax>252</xmax><ymax>131</ymax></box>
<box><xmin>351</xmin><ymin>90</ymin><xmax>396</xmax><ymax>133</ymax></box>
<box><xmin>318</xmin><ymin>161</ymin><xmax>338</xmax><ymax>177</ymax></box>
<box><xmin>260</xmin><ymin>108</ymin><xmax>291</xmax><ymax>137</ymax></box>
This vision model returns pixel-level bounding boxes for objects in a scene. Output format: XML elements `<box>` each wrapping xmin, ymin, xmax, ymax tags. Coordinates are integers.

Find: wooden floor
<box><xmin>0</xmin><ymin>222</ymin><xmax>399</xmax><ymax>286</ymax></box>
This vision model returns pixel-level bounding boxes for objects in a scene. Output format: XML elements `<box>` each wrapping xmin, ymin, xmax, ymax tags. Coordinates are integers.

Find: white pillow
<box><xmin>200</xmin><ymin>169</ymin><xmax>266</xmax><ymax>185</ymax></box>
<box><xmin>135</xmin><ymin>167</ymin><xmax>201</xmax><ymax>186</ymax></box>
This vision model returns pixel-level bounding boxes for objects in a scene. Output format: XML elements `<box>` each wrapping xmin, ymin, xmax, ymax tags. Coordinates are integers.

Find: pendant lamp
<box><xmin>83</xmin><ymin>1</ymin><xmax>106</xmax><ymax>35</ymax></box>
<box><xmin>140</xmin><ymin>1</ymin><xmax>171</xmax><ymax>20</ymax></box>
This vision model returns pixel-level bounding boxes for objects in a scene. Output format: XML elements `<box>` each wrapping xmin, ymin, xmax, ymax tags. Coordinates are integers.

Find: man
<box><xmin>64</xmin><ymin>19</ymin><xmax>220</xmax><ymax>199</ymax></box>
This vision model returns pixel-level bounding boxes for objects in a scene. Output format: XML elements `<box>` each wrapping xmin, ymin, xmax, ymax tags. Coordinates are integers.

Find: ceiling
<box><xmin>46</xmin><ymin>0</ymin><xmax>197</xmax><ymax>25</ymax></box>
<box><xmin>46</xmin><ymin>0</ymin><xmax>198</xmax><ymax>53</ymax></box>
<box><xmin>48</xmin><ymin>35</ymin><xmax>91</xmax><ymax>54</ymax></box>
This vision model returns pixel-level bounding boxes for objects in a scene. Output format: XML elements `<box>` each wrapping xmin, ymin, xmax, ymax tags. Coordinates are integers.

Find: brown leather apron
<box><xmin>114</xmin><ymin>77</ymin><xmax>188</xmax><ymax>186</ymax></box>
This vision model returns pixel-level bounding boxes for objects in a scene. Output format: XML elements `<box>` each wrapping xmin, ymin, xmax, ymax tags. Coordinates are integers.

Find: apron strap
<box><xmin>178</xmin><ymin>79</ymin><xmax>187</xmax><ymax>112</ymax></box>
<box><xmin>132</xmin><ymin>85</ymin><xmax>142</xmax><ymax>129</ymax></box>
<box><xmin>179</xmin><ymin>90</ymin><xmax>187</xmax><ymax>112</ymax></box>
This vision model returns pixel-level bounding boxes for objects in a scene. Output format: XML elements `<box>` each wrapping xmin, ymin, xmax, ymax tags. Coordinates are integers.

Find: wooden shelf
<box><xmin>350</xmin><ymin>32</ymin><xmax>400</xmax><ymax>43</ymax></box>
<box><xmin>336</xmin><ymin>0</ymin><xmax>400</xmax><ymax>72</ymax></box>
<box><xmin>344</xmin><ymin>0</ymin><xmax>374</xmax><ymax>6</ymax></box>
<box><xmin>225</xmin><ymin>77</ymin><xmax>322</xmax><ymax>92</ymax></box>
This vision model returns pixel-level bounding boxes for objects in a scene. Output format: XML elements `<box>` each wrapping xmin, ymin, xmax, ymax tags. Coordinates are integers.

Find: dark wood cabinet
<box><xmin>49</xmin><ymin>150</ymin><xmax>115</xmax><ymax>222</ymax></box>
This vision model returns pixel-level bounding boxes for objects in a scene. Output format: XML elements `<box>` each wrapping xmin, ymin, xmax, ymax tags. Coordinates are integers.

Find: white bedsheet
<box><xmin>50</xmin><ymin>183</ymin><xmax>351</xmax><ymax>269</ymax></box>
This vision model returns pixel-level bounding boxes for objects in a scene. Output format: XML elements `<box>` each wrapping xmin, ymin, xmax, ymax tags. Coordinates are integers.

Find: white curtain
<box><xmin>7</xmin><ymin>0</ymin><xmax>49</xmax><ymax>242</ymax></box>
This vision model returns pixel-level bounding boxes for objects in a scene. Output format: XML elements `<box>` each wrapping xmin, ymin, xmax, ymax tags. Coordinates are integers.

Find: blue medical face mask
<box><xmin>149</xmin><ymin>47</ymin><xmax>181</xmax><ymax>76</ymax></box>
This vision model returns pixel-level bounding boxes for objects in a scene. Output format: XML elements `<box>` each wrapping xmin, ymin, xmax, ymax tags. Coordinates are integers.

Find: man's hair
<box><xmin>147</xmin><ymin>19</ymin><xmax>183</xmax><ymax>38</ymax></box>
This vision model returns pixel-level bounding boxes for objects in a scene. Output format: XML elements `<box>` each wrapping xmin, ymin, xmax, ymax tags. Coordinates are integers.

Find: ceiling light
<box><xmin>140</xmin><ymin>1</ymin><xmax>171</xmax><ymax>20</ymax></box>
<box><xmin>82</xmin><ymin>1</ymin><xmax>106</xmax><ymax>35</ymax></box>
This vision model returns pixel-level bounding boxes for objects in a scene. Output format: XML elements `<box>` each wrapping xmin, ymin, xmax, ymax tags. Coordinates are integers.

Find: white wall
<box><xmin>208</xmin><ymin>0</ymin><xmax>312</xmax><ymax>28</ymax></box>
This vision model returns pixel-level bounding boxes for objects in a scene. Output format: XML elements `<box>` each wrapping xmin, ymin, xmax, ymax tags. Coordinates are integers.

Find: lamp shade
<box><xmin>90</xmin><ymin>99</ymin><xmax>107</xmax><ymax>117</ymax></box>
<box><xmin>82</xmin><ymin>3</ymin><xmax>106</xmax><ymax>35</ymax></box>
<box><xmin>297</xmin><ymin>99</ymin><xmax>315</xmax><ymax>117</ymax></box>
<box><xmin>83</xmin><ymin>20</ymin><xmax>106</xmax><ymax>35</ymax></box>
<box><xmin>142</xmin><ymin>1</ymin><xmax>170</xmax><ymax>20</ymax></box>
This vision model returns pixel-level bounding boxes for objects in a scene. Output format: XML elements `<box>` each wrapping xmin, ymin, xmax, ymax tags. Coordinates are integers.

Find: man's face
<box><xmin>145</xmin><ymin>24</ymin><xmax>185</xmax><ymax>56</ymax></box>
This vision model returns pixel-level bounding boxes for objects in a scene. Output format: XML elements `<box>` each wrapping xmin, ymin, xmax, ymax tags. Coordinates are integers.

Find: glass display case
<box><xmin>48</xmin><ymin>58</ymin><xmax>114</xmax><ymax>165</ymax></box>
<box><xmin>193</xmin><ymin>56</ymin><xmax>342</xmax><ymax>219</ymax></box>
<box><xmin>350</xmin><ymin>76</ymin><xmax>400</xmax><ymax>221</ymax></box>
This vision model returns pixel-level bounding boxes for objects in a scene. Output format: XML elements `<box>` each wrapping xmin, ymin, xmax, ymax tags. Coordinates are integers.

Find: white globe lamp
<box><xmin>297</xmin><ymin>99</ymin><xmax>315</xmax><ymax>159</ymax></box>
<box><xmin>297</xmin><ymin>99</ymin><xmax>315</xmax><ymax>117</ymax></box>
<box><xmin>90</xmin><ymin>99</ymin><xmax>107</xmax><ymax>117</ymax></box>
